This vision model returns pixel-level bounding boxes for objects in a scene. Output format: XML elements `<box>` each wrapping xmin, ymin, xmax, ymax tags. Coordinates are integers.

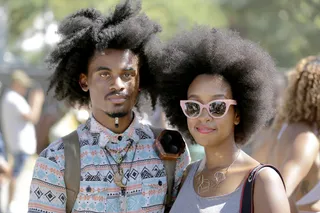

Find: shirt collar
<box><xmin>84</xmin><ymin>113</ymin><xmax>153</xmax><ymax>148</ymax></box>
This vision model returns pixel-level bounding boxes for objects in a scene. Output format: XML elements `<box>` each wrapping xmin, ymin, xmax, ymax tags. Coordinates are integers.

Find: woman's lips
<box><xmin>196</xmin><ymin>126</ymin><xmax>216</xmax><ymax>134</ymax></box>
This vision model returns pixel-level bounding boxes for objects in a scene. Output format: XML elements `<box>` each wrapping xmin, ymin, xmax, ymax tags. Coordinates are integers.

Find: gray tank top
<box><xmin>170</xmin><ymin>160</ymin><xmax>243</xmax><ymax>213</ymax></box>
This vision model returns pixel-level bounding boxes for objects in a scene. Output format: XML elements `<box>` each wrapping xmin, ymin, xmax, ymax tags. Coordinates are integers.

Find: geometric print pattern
<box><xmin>28</xmin><ymin>115</ymin><xmax>191</xmax><ymax>213</ymax></box>
<box><xmin>135</xmin><ymin>128</ymin><xmax>152</xmax><ymax>140</ymax></box>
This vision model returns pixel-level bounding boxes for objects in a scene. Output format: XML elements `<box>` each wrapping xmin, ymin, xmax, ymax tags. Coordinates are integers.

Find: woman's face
<box><xmin>185</xmin><ymin>74</ymin><xmax>239</xmax><ymax>147</ymax></box>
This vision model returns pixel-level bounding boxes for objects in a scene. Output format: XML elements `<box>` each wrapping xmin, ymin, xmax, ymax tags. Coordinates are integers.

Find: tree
<box><xmin>217</xmin><ymin>0</ymin><xmax>320</xmax><ymax>67</ymax></box>
<box><xmin>1</xmin><ymin>0</ymin><xmax>228</xmax><ymax>65</ymax></box>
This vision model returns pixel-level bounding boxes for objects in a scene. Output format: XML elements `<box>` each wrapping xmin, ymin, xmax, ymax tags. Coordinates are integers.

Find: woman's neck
<box><xmin>203</xmin><ymin>139</ymin><xmax>239</xmax><ymax>170</ymax></box>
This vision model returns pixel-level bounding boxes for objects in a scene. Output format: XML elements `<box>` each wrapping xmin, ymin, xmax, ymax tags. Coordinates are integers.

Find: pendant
<box><xmin>120</xmin><ymin>187</ymin><xmax>127</xmax><ymax>212</ymax></box>
<box><xmin>214</xmin><ymin>171</ymin><xmax>226</xmax><ymax>184</ymax></box>
<box><xmin>197</xmin><ymin>174</ymin><xmax>210</xmax><ymax>194</ymax></box>
<box><xmin>114</xmin><ymin>168</ymin><xmax>126</xmax><ymax>188</ymax></box>
<box><xmin>117</xmin><ymin>154</ymin><xmax>123</xmax><ymax>164</ymax></box>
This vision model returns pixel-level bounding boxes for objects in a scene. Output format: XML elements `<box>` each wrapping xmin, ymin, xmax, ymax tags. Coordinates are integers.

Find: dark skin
<box><xmin>79</xmin><ymin>49</ymin><xmax>140</xmax><ymax>133</ymax></box>
<box><xmin>187</xmin><ymin>74</ymin><xmax>290</xmax><ymax>212</ymax></box>
<box><xmin>187</xmin><ymin>74</ymin><xmax>240</xmax><ymax>155</ymax></box>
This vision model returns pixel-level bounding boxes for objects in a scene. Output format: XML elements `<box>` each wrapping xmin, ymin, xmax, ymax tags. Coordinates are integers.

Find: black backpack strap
<box><xmin>240</xmin><ymin>164</ymin><xmax>285</xmax><ymax>213</ymax></box>
<box><xmin>62</xmin><ymin>130</ymin><xmax>81</xmax><ymax>213</ymax></box>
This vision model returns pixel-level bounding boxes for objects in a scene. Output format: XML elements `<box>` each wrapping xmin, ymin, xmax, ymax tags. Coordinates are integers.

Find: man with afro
<box><xmin>28</xmin><ymin>1</ymin><xmax>190</xmax><ymax>212</ymax></box>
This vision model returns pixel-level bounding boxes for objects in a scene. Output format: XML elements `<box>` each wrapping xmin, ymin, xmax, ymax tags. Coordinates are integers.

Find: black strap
<box><xmin>240</xmin><ymin>164</ymin><xmax>285</xmax><ymax>213</ymax></box>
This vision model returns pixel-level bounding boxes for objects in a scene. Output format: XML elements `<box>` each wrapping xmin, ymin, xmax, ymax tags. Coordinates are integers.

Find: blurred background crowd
<box><xmin>0</xmin><ymin>0</ymin><xmax>319</xmax><ymax>212</ymax></box>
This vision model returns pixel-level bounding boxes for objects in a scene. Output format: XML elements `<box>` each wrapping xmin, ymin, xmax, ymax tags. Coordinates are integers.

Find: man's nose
<box><xmin>110</xmin><ymin>76</ymin><xmax>125</xmax><ymax>91</ymax></box>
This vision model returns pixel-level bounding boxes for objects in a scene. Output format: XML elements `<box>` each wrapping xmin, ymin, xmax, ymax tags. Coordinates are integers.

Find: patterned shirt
<box><xmin>28</xmin><ymin>115</ymin><xmax>190</xmax><ymax>213</ymax></box>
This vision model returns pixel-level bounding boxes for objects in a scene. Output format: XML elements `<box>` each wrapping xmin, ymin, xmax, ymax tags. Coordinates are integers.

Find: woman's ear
<box><xmin>79</xmin><ymin>73</ymin><xmax>89</xmax><ymax>92</ymax></box>
<box><xmin>234</xmin><ymin>108</ymin><xmax>240</xmax><ymax>125</ymax></box>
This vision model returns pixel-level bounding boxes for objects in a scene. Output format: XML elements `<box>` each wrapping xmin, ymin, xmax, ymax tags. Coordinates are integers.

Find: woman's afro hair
<box><xmin>47</xmin><ymin>0</ymin><xmax>161</xmax><ymax>108</ymax></box>
<box><xmin>149</xmin><ymin>27</ymin><xmax>276</xmax><ymax>144</ymax></box>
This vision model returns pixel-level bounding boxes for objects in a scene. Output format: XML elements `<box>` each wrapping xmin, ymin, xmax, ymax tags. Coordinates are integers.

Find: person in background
<box><xmin>1</xmin><ymin>69</ymin><xmax>44</xmax><ymax>212</ymax></box>
<box><xmin>0</xmin><ymin>81</ymin><xmax>9</xmax><ymax>180</ymax></box>
<box><xmin>267</xmin><ymin>56</ymin><xmax>320</xmax><ymax>213</ymax></box>
<box><xmin>249</xmin><ymin>71</ymin><xmax>287</xmax><ymax>162</ymax></box>
<box><xmin>0</xmin><ymin>129</ymin><xmax>10</xmax><ymax>183</ymax></box>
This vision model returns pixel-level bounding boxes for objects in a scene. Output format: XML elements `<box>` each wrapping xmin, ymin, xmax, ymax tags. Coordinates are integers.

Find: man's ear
<box><xmin>79</xmin><ymin>73</ymin><xmax>89</xmax><ymax>92</ymax></box>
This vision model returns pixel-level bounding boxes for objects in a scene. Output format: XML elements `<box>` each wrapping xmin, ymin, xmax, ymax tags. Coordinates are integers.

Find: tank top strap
<box><xmin>277</xmin><ymin>123</ymin><xmax>288</xmax><ymax>141</ymax></box>
<box><xmin>186</xmin><ymin>160</ymin><xmax>202</xmax><ymax>182</ymax></box>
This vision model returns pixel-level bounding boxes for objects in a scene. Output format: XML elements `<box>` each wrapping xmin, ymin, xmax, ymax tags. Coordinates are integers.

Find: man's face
<box><xmin>81</xmin><ymin>49</ymin><xmax>139</xmax><ymax>118</ymax></box>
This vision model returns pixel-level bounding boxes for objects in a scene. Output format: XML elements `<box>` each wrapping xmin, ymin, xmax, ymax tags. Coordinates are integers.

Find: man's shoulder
<box><xmin>134</xmin><ymin>121</ymin><xmax>156</xmax><ymax>139</ymax></box>
<box><xmin>39</xmin><ymin>138</ymin><xmax>65</xmax><ymax>160</ymax></box>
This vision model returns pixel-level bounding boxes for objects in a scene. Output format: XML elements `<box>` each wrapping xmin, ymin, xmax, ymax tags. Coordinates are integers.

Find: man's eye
<box><xmin>100</xmin><ymin>73</ymin><xmax>110</xmax><ymax>78</ymax></box>
<box><xmin>123</xmin><ymin>73</ymin><xmax>132</xmax><ymax>78</ymax></box>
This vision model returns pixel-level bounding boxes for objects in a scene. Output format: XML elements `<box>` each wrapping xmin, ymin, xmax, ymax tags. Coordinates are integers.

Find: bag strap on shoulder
<box><xmin>62</xmin><ymin>130</ymin><xmax>81</xmax><ymax>213</ymax></box>
<box><xmin>239</xmin><ymin>164</ymin><xmax>285</xmax><ymax>213</ymax></box>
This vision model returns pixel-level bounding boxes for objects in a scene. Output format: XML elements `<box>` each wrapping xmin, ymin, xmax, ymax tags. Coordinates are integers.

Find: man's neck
<box><xmin>92</xmin><ymin>110</ymin><xmax>134</xmax><ymax>134</ymax></box>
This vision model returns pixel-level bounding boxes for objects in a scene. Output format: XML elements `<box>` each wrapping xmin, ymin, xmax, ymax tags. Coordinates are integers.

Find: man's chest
<box><xmin>74</xmin><ymin>143</ymin><xmax>167</xmax><ymax>213</ymax></box>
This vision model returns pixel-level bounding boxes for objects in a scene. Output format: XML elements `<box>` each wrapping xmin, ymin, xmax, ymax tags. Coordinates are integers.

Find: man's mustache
<box><xmin>105</xmin><ymin>91</ymin><xmax>129</xmax><ymax>99</ymax></box>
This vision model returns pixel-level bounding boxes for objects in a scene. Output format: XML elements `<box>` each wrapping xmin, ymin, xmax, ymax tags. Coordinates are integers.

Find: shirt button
<box><xmin>86</xmin><ymin>186</ymin><xmax>91</xmax><ymax>192</ymax></box>
<box><xmin>158</xmin><ymin>180</ymin><xmax>162</xmax><ymax>186</ymax></box>
<box><xmin>118</xmin><ymin>136</ymin><xmax>122</xmax><ymax>141</ymax></box>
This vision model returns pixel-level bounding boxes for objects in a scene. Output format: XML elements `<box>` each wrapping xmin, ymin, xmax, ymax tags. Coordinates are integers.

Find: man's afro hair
<box><xmin>47</xmin><ymin>0</ymin><xmax>161</xmax><ymax>107</ymax></box>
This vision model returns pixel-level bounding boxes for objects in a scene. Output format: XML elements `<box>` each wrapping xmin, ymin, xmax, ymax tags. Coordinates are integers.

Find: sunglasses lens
<box><xmin>209</xmin><ymin>101</ymin><xmax>227</xmax><ymax>117</ymax></box>
<box><xmin>183</xmin><ymin>102</ymin><xmax>200</xmax><ymax>117</ymax></box>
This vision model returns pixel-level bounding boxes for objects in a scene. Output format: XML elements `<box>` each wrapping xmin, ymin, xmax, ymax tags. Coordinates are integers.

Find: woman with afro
<box><xmin>268</xmin><ymin>56</ymin><xmax>320</xmax><ymax>213</ymax></box>
<box><xmin>150</xmin><ymin>27</ymin><xmax>290</xmax><ymax>212</ymax></box>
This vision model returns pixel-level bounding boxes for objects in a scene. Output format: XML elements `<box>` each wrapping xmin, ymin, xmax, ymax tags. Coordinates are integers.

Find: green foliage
<box><xmin>2</xmin><ymin>0</ymin><xmax>319</xmax><ymax>67</ymax></box>
<box><xmin>49</xmin><ymin>0</ymin><xmax>228</xmax><ymax>39</ymax></box>
<box><xmin>2</xmin><ymin>0</ymin><xmax>227</xmax><ymax>65</ymax></box>
<box><xmin>218</xmin><ymin>0</ymin><xmax>320</xmax><ymax>67</ymax></box>
<box><xmin>142</xmin><ymin>0</ymin><xmax>227</xmax><ymax>39</ymax></box>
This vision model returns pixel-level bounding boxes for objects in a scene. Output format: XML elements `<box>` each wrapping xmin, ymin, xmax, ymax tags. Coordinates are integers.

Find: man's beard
<box><xmin>105</xmin><ymin>111</ymin><xmax>128</xmax><ymax>118</ymax></box>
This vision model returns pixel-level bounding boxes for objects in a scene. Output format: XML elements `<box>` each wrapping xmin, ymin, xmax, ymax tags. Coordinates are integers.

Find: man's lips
<box><xmin>107</xmin><ymin>95</ymin><xmax>127</xmax><ymax>104</ymax></box>
<box><xmin>196</xmin><ymin>126</ymin><xmax>216</xmax><ymax>134</ymax></box>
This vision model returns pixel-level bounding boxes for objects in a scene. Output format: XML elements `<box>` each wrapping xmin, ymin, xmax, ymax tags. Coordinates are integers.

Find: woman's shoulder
<box><xmin>253</xmin><ymin>165</ymin><xmax>291</xmax><ymax>212</ymax></box>
<box><xmin>240</xmin><ymin>151</ymin><xmax>283</xmax><ymax>181</ymax></box>
<box><xmin>236</xmin><ymin>151</ymin><xmax>285</xmax><ymax>192</ymax></box>
<box><xmin>254</xmin><ymin>165</ymin><xmax>283</xmax><ymax>186</ymax></box>
<box><xmin>286</xmin><ymin>122</ymin><xmax>319</xmax><ymax>137</ymax></box>
<box><xmin>285</xmin><ymin>122</ymin><xmax>319</xmax><ymax>152</ymax></box>
<box><xmin>274</xmin><ymin>122</ymin><xmax>319</xmax><ymax>157</ymax></box>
